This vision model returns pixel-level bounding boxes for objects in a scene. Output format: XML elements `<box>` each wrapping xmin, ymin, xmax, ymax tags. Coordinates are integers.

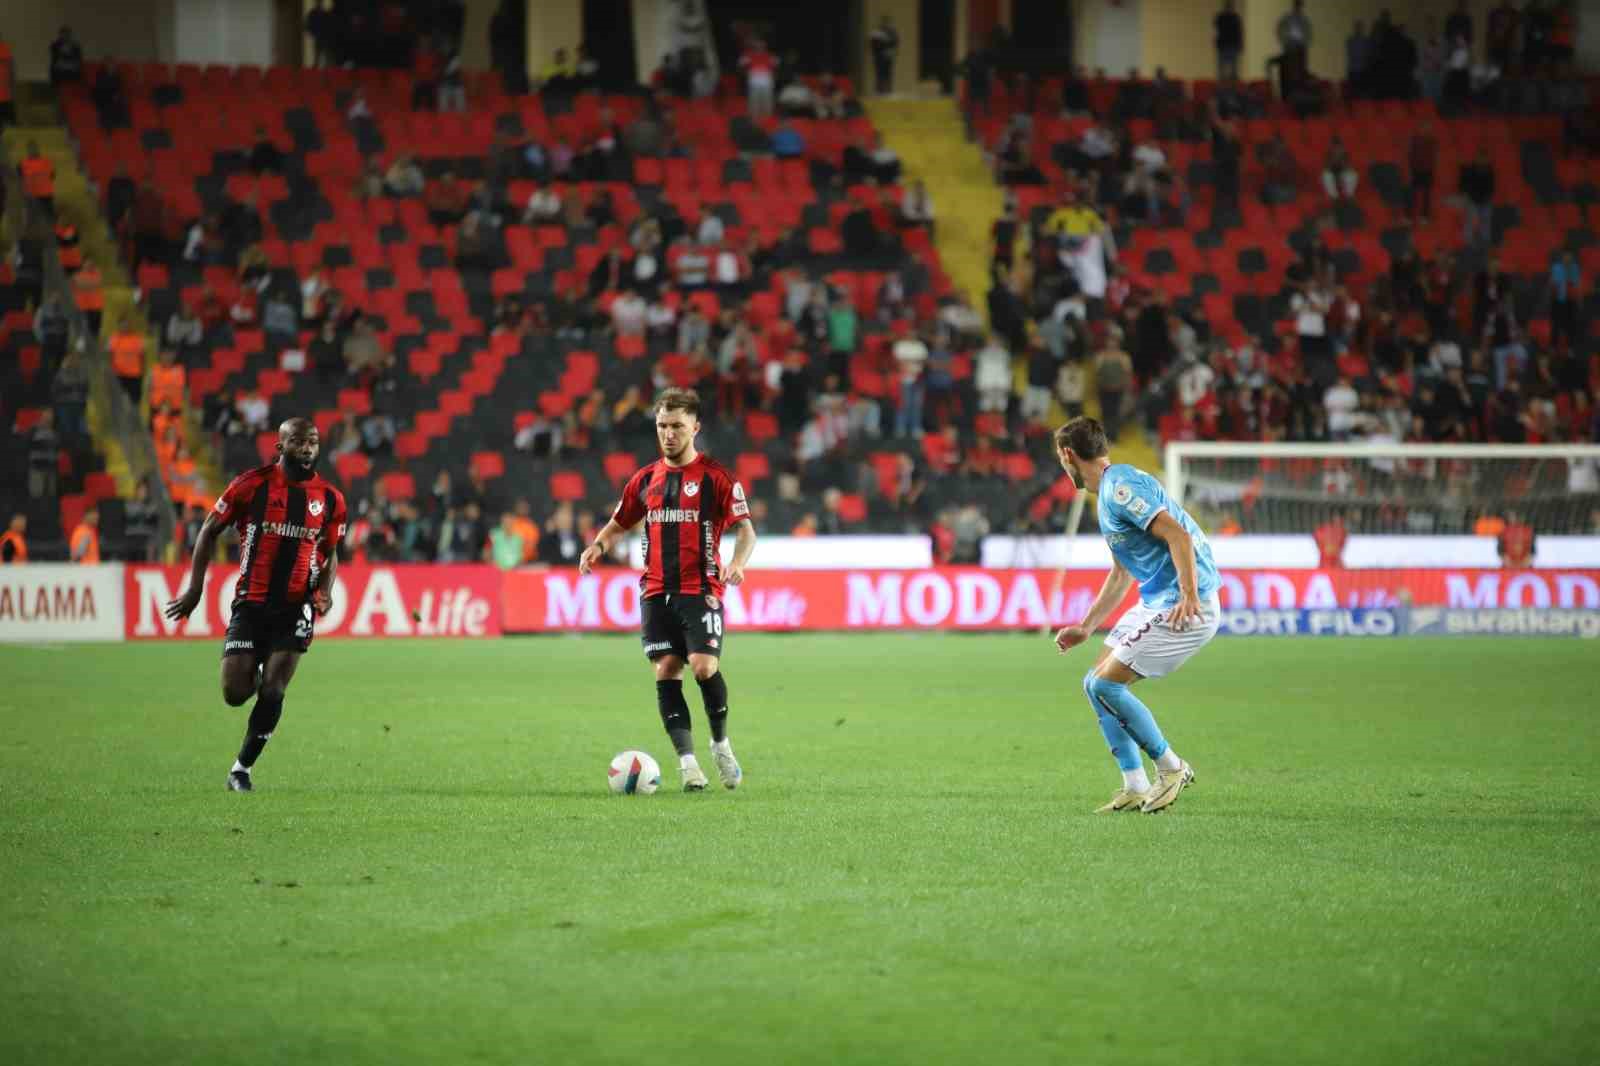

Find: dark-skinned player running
<box><xmin>164</xmin><ymin>417</ymin><xmax>347</xmax><ymax>792</ymax></box>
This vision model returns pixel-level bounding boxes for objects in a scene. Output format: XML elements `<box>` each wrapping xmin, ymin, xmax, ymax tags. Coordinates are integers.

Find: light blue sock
<box><xmin>1082</xmin><ymin>672</ymin><xmax>1141</xmax><ymax>771</ymax></box>
<box><xmin>1085</xmin><ymin>673</ymin><xmax>1169</xmax><ymax>761</ymax></box>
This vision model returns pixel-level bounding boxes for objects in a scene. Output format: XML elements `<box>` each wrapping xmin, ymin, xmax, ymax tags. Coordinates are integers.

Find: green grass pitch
<box><xmin>2</xmin><ymin>635</ymin><xmax>1597</xmax><ymax>1065</ymax></box>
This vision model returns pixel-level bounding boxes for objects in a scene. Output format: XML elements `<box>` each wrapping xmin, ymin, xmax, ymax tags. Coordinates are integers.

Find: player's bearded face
<box><xmin>281</xmin><ymin>433</ymin><xmax>320</xmax><ymax>475</ymax></box>
<box><xmin>656</xmin><ymin>414</ymin><xmax>696</xmax><ymax>460</ymax></box>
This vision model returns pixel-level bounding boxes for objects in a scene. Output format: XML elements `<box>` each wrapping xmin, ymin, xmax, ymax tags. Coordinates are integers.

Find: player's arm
<box><xmin>579</xmin><ymin>516</ymin><xmax>634</xmax><ymax>576</ymax></box>
<box><xmin>312</xmin><ymin>494</ymin><xmax>347</xmax><ymax>616</ymax></box>
<box><xmin>1149</xmin><ymin>510</ymin><xmax>1203</xmax><ymax>632</ymax></box>
<box><xmin>722</xmin><ymin>518</ymin><xmax>756</xmax><ymax>586</ymax></box>
<box><xmin>164</xmin><ymin>511</ymin><xmax>227</xmax><ymax>621</ymax></box>
<box><xmin>1055</xmin><ymin>560</ymin><xmax>1133</xmax><ymax>652</ymax></box>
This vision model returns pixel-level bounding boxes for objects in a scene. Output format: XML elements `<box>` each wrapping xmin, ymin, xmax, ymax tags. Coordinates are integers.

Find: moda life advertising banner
<box><xmin>501</xmin><ymin>567</ymin><xmax>1600</xmax><ymax>633</ymax></box>
<box><xmin>3</xmin><ymin>565</ymin><xmax>1599</xmax><ymax>642</ymax></box>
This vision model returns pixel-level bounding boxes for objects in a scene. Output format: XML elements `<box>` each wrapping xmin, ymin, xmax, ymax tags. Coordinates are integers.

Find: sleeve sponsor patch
<box><xmin>214</xmin><ymin>497</ymin><xmax>229</xmax><ymax>514</ymax></box>
<box><xmin>1128</xmin><ymin>497</ymin><xmax>1151</xmax><ymax>518</ymax></box>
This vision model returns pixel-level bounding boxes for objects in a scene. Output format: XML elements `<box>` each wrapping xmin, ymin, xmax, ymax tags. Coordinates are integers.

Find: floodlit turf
<box><xmin>2</xmin><ymin>635</ymin><xmax>1598</xmax><ymax>1066</ymax></box>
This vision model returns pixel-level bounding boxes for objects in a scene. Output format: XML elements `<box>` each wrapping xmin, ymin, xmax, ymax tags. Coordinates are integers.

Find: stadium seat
<box><xmin>603</xmin><ymin>451</ymin><xmax>637</xmax><ymax>488</ymax></box>
<box><xmin>334</xmin><ymin>452</ymin><xmax>372</xmax><ymax>484</ymax></box>
<box><xmin>550</xmin><ymin>471</ymin><xmax>586</xmax><ymax>501</ymax></box>
<box><xmin>834</xmin><ymin>493</ymin><xmax>868</xmax><ymax>524</ymax></box>
<box><xmin>379</xmin><ymin>471</ymin><xmax>416</xmax><ymax>500</ymax></box>
<box><xmin>470</xmin><ymin>451</ymin><xmax>507</xmax><ymax>480</ymax></box>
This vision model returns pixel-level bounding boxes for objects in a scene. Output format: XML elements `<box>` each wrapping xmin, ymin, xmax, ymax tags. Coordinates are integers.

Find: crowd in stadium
<box><xmin>2</xmin><ymin>1</ymin><xmax>1598</xmax><ymax>566</ymax></box>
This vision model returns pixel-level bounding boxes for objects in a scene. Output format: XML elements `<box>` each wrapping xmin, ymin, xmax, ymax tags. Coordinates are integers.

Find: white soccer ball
<box><xmin>608</xmin><ymin>750</ymin><xmax>662</xmax><ymax>795</ymax></box>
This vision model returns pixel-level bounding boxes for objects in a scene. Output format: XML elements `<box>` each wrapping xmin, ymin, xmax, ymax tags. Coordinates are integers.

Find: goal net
<box><xmin>1165</xmin><ymin>442</ymin><xmax>1600</xmax><ymax>568</ymax></box>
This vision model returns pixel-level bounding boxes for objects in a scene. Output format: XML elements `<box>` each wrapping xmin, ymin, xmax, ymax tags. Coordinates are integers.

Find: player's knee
<box><xmin>222</xmin><ymin>683</ymin><xmax>254</xmax><ymax>707</ymax></box>
<box><xmin>257</xmin><ymin>680</ymin><xmax>288</xmax><ymax>703</ymax></box>
<box><xmin>689</xmin><ymin>657</ymin><xmax>719</xmax><ymax>682</ymax></box>
<box><xmin>653</xmin><ymin>656</ymin><xmax>685</xmax><ymax>681</ymax></box>
<box><xmin>1084</xmin><ymin>672</ymin><xmax>1121</xmax><ymax>704</ymax></box>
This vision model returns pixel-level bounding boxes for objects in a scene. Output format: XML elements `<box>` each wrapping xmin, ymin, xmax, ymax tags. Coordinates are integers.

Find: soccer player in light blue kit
<box><xmin>1052</xmin><ymin>417</ymin><xmax>1221</xmax><ymax>814</ymax></box>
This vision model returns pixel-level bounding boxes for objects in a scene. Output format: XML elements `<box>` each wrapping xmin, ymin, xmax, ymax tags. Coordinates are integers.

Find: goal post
<box><xmin>1164</xmin><ymin>441</ymin><xmax>1600</xmax><ymax>542</ymax></box>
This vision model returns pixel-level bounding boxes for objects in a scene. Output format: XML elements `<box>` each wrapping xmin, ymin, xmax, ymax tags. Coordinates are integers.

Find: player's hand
<box><xmin>313</xmin><ymin>586</ymin><xmax>334</xmax><ymax>616</ymax></box>
<box><xmin>1168</xmin><ymin>591</ymin><xmax>1202</xmax><ymax>632</ymax></box>
<box><xmin>164</xmin><ymin>587</ymin><xmax>202</xmax><ymax>622</ymax></box>
<box><xmin>1054</xmin><ymin>625</ymin><xmax>1088</xmax><ymax>653</ymax></box>
<box><xmin>723</xmin><ymin>562</ymin><xmax>746</xmax><ymax>587</ymax></box>
<box><xmin>578</xmin><ymin>542</ymin><xmax>605</xmax><ymax>576</ymax></box>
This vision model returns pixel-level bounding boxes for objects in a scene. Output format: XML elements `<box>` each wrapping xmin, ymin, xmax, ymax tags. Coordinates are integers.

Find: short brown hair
<box><xmin>653</xmin><ymin>387</ymin><xmax>701</xmax><ymax>419</ymax></box>
<box><xmin>1054</xmin><ymin>416</ymin><xmax>1108</xmax><ymax>459</ymax></box>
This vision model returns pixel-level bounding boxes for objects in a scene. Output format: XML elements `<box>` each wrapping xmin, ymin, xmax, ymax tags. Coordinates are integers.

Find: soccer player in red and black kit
<box><xmin>580</xmin><ymin>388</ymin><xmax>757</xmax><ymax>791</ymax></box>
<box><xmin>164</xmin><ymin>417</ymin><xmax>347</xmax><ymax>792</ymax></box>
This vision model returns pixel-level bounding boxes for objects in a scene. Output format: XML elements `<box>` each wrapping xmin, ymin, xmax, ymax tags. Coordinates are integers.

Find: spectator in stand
<box><xmin>52</xmin><ymin>345</ymin><xmax>90</xmax><ymax>446</ymax></box>
<box><xmin>899</xmin><ymin>180</ymin><xmax>934</xmax><ymax>235</ymax></box>
<box><xmin>385</xmin><ymin>154</ymin><xmax>425</xmax><ymax>197</ymax></box>
<box><xmin>425</xmin><ymin>170</ymin><xmax>472</xmax><ymax>226</ymax></box>
<box><xmin>1094</xmin><ymin>326</ymin><xmax>1134</xmax><ymax>441</ymax></box>
<box><xmin>1346</xmin><ymin>21</ymin><xmax>1373</xmax><ymax>98</ymax></box>
<box><xmin>21</xmin><ymin>141</ymin><xmax>55</xmax><ymax>215</ymax></box>
<box><xmin>1408</xmin><ymin>122</ymin><xmax>1438</xmax><ymax>220</ymax></box>
<box><xmin>1313</xmin><ymin>512</ymin><xmax>1348</xmax><ymax>568</ymax></box>
<box><xmin>1022</xmin><ymin>326</ymin><xmax>1059</xmax><ymax>425</ymax></box>
<box><xmin>437</xmin><ymin>50</ymin><xmax>466</xmax><ymax>111</ymax></box>
<box><xmin>1459</xmin><ymin>148</ymin><xmax>1496</xmax><ymax>248</ymax></box>
<box><xmin>892</xmin><ymin>325</ymin><xmax>928</xmax><ymax>438</ymax></box>
<box><xmin>342</xmin><ymin>318</ymin><xmax>384</xmax><ymax>376</ymax></box>
<box><xmin>1550</xmin><ymin>251</ymin><xmax>1581</xmax><ymax>351</ymax></box>
<box><xmin>522</xmin><ymin>182</ymin><xmax>562</xmax><ymax>224</ymax></box>
<box><xmin>1483</xmin><ymin>290</ymin><xmax>1526</xmax><ymax>387</ymax></box>
<box><xmin>610</xmin><ymin>289</ymin><xmax>648</xmax><ymax>336</ymax></box>
<box><xmin>869</xmin><ymin>15</ymin><xmax>899</xmax><ymax>95</ymax></box>
<box><xmin>1</xmin><ymin>515</ymin><xmax>26</xmax><ymax>564</ymax></box>
<box><xmin>1215</xmin><ymin>0</ymin><xmax>1244</xmax><ymax>81</ymax></box>
<box><xmin>106</xmin><ymin>322</ymin><xmax>146</xmax><ymax>406</ymax></box>
<box><xmin>27</xmin><ymin>410</ymin><xmax>59</xmax><ymax>498</ymax></box>
<box><xmin>105</xmin><ymin>163</ymin><xmax>136</xmax><ymax>234</ymax></box>
<box><xmin>33</xmin><ymin>297</ymin><xmax>69</xmax><ymax>379</ymax></box>
<box><xmin>540</xmin><ymin>502</ymin><xmax>583</xmax><ymax>565</ymax></box>
<box><xmin>123</xmin><ymin>480</ymin><xmax>161</xmax><ymax>561</ymax></box>
<box><xmin>826</xmin><ymin>293</ymin><xmax>858</xmax><ymax>381</ymax></box>
<box><xmin>49</xmin><ymin>27</ymin><xmax>83</xmax><ymax>86</ymax></box>
<box><xmin>71</xmin><ymin>506</ymin><xmax>103</xmax><ymax>565</ymax></box>
<box><xmin>1321</xmin><ymin>136</ymin><xmax>1358</xmax><ymax>202</ymax></box>
<box><xmin>1324</xmin><ymin>373</ymin><xmax>1362</xmax><ymax>440</ymax></box>
<box><xmin>741</xmin><ymin>37</ymin><xmax>776</xmax><ymax>118</ymax></box>
<box><xmin>1272</xmin><ymin>0</ymin><xmax>1313</xmax><ymax>100</ymax></box>
<box><xmin>148</xmin><ymin>347</ymin><xmax>185</xmax><ymax>412</ymax></box>
<box><xmin>1499</xmin><ymin>511</ymin><xmax>1534</xmax><ymax>567</ymax></box>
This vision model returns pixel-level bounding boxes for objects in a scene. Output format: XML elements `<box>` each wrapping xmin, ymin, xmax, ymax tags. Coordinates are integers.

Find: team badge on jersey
<box><xmin>1113</xmin><ymin>484</ymin><xmax>1133</xmax><ymax>505</ymax></box>
<box><xmin>683</xmin><ymin>481</ymin><xmax>700</xmax><ymax>497</ymax></box>
<box><xmin>308</xmin><ymin>499</ymin><xmax>324</xmax><ymax>516</ymax></box>
<box><xmin>731</xmin><ymin>481</ymin><xmax>750</xmax><ymax>518</ymax></box>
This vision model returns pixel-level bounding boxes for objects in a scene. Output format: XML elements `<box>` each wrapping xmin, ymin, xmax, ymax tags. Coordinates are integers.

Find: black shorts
<box><xmin>222</xmin><ymin>602</ymin><xmax>315</xmax><ymax>662</ymax></box>
<box><xmin>640</xmin><ymin>593</ymin><xmax>724</xmax><ymax>661</ymax></box>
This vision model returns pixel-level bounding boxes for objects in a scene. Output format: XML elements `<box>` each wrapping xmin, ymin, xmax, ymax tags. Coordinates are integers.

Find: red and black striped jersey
<box><xmin>613</xmin><ymin>455</ymin><xmax>750</xmax><ymax>598</ymax></box>
<box><xmin>213</xmin><ymin>463</ymin><xmax>347</xmax><ymax>608</ymax></box>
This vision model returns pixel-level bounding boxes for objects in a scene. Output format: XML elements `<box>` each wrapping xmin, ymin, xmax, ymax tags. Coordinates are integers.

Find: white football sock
<box><xmin>231</xmin><ymin>760</ymin><xmax>250</xmax><ymax>775</ymax></box>
<box><xmin>1122</xmin><ymin>767</ymin><xmax>1151</xmax><ymax>793</ymax></box>
<box><xmin>679</xmin><ymin>753</ymin><xmax>701</xmax><ymax>771</ymax></box>
<box><xmin>1155</xmin><ymin>749</ymin><xmax>1183</xmax><ymax>773</ymax></box>
<box><xmin>710</xmin><ymin>738</ymin><xmax>733</xmax><ymax>756</ymax></box>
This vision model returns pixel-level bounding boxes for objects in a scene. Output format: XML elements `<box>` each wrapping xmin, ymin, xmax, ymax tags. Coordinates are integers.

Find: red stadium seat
<box><xmin>470</xmin><ymin>451</ymin><xmax>506</xmax><ymax>480</ymax></box>
<box><xmin>834</xmin><ymin>493</ymin><xmax>868</xmax><ymax>524</ymax></box>
<box><xmin>379</xmin><ymin>471</ymin><xmax>416</xmax><ymax>500</ymax></box>
<box><xmin>550</xmin><ymin>471</ymin><xmax>586</xmax><ymax>501</ymax></box>
<box><xmin>334</xmin><ymin>452</ymin><xmax>372</xmax><ymax>484</ymax></box>
<box><xmin>603</xmin><ymin>451</ymin><xmax>637</xmax><ymax>488</ymax></box>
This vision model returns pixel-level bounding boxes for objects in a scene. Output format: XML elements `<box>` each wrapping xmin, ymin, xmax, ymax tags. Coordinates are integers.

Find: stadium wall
<box><xmin>2</xmin><ymin>0</ymin><xmax>177</xmax><ymax>81</ymax></box>
<box><xmin>3</xmin><ymin>561</ymin><xmax>1598</xmax><ymax>643</ymax></box>
<box><xmin>1070</xmin><ymin>0</ymin><xmax>1513</xmax><ymax>82</ymax></box>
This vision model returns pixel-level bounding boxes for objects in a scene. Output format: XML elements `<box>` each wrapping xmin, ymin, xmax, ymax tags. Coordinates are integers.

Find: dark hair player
<box><xmin>165</xmin><ymin>417</ymin><xmax>348</xmax><ymax>792</ymax></box>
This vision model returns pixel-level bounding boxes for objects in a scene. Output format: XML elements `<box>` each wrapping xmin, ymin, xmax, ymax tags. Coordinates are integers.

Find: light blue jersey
<box><xmin>1096</xmin><ymin>464</ymin><xmax>1219</xmax><ymax>608</ymax></box>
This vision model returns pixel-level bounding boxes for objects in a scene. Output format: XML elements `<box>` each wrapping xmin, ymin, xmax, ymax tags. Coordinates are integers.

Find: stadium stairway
<box><xmin>865</xmin><ymin>96</ymin><xmax>1159</xmax><ymax>472</ymax></box>
<box><xmin>2</xmin><ymin>117</ymin><xmax>156</xmax><ymax>507</ymax></box>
